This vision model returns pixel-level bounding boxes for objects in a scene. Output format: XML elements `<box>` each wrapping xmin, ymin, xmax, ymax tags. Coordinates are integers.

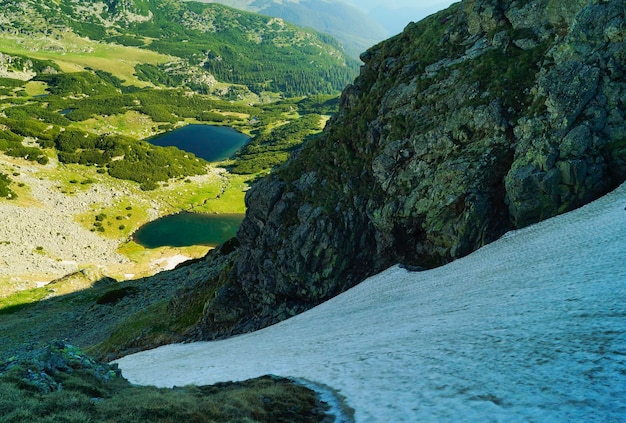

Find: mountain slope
<box><xmin>0</xmin><ymin>0</ymin><xmax>359</xmax><ymax>96</ymax></box>
<box><xmin>193</xmin><ymin>0</ymin><xmax>389</xmax><ymax>58</ymax></box>
<box><xmin>116</xmin><ymin>181</ymin><xmax>626</xmax><ymax>421</ymax></box>
<box><xmin>190</xmin><ymin>0</ymin><xmax>626</xmax><ymax>337</ymax></box>
<box><xmin>0</xmin><ymin>0</ymin><xmax>352</xmax><ymax>288</ymax></box>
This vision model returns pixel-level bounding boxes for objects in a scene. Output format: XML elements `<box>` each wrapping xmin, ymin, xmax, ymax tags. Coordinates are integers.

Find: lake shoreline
<box><xmin>146</xmin><ymin>124</ymin><xmax>250</xmax><ymax>162</ymax></box>
<box><xmin>0</xmin><ymin>157</ymin><xmax>224</xmax><ymax>297</ymax></box>
<box><xmin>132</xmin><ymin>211</ymin><xmax>244</xmax><ymax>249</ymax></box>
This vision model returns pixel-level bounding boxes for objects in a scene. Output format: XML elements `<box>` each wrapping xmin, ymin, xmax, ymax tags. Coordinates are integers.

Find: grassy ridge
<box><xmin>0</xmin><ymin>33</ymin><xmax>171</xmax><ymax>87</ymax></box>
<box><xmin>0</xmin><ymin>343</ymin><xmax>328</xmax><ymax>423</ymax></box>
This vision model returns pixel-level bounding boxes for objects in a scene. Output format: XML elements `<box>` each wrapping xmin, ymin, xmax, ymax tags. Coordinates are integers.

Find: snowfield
<box><xmin>115</xmin><ymin>183</ymin><xmax>626</xmax><ymax>422</ymax></box>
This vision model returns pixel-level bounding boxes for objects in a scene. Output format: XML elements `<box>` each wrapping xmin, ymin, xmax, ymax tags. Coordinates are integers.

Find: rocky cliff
<box><xmin>194</xmin><ymin>0</ymin><xmax>626</xmax><ymax>338</ymax></box>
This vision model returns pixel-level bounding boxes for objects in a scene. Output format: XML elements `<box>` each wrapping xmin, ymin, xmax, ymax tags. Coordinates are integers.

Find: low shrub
<box><xmin>96</xmin><ymin>286</ymin><xmax>141</xmax><ymax>305</ymax></box>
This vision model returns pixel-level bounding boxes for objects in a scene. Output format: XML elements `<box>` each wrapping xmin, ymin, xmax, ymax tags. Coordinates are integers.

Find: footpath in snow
<box><xmin>115</xmin><ymin>183</ymin><xmax>626</xmax><ymax>422</ymax></box>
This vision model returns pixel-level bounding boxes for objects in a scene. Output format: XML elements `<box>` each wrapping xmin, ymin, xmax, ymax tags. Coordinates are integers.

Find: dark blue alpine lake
<box><xmin>147</xmin><ymin>124</ymin><xmax>250</xmax><ymax>162</ymax></box>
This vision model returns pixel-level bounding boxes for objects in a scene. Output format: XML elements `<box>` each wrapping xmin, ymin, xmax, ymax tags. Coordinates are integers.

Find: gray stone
<box><xmin>560</xmin><ymin>125</ymin><xmax>592</xmax><ymax>159</ymax></box>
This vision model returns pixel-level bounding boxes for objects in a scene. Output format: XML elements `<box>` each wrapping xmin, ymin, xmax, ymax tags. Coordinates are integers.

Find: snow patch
<box><xmin>291</xmin><ymin>377</ymin><xmax>355</xmax><ymax>423</ymax></box>
<box><xmin>115</xmin><ymin>183</ymin><xmax>626</xmax><ymax>422</ymax></box>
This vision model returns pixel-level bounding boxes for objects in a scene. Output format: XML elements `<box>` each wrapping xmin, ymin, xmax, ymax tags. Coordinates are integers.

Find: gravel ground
<box><xmin>0</xmin><ymin>162</ymin><xmax>131</xmax><ymax>291</ymax></box>
<box><xmin>0</xmin><ymin>156</ymin><xmax>227</xmax><ymax>296</ymax></box>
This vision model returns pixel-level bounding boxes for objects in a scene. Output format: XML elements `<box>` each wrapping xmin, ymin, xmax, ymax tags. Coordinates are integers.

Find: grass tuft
<box><xmin>0</xmin><ymin>343</ymin><xmax>330</xmax><ymax>423</ymax></box>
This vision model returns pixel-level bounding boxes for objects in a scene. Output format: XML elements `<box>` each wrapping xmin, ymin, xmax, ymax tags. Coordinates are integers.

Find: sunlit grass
<box><xmin>75</xmin><ymin>199</ymin><xmax>150</xmax><ymax>240</ymax></box>
<box><xmin>23</xmin><ymin>81</ymin><xmax>48</xmax><ymax>96</ymax></box>
<box><xmin>70</xmin><ymin>111</ymin><xmax>162</xmax><ymax>139</ymax></box>
<box><xmin>0</xmin><ymin>286</ymin><xmax>51</xmax><ymax>314</ymax></box>
<box><xmin>197</xmin><ymin>173</ymin><xmax>250</xmax><ymax>214</ymax></box>
<box><xmin>0</xmin><ymin>33</ymin><xmax>172</xmax><ymax>86</ymax></box>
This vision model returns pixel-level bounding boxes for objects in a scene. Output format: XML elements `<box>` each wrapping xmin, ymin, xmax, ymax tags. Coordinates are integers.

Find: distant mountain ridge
<box><xmin>346</xmin><ymin>0</ymin><xmax>459</xmax><ymax>36</ymax></box>
<box><xmin>192</xmin><ymin>0</ymin><xmax>389</xmax><ymax>58</ymax></box>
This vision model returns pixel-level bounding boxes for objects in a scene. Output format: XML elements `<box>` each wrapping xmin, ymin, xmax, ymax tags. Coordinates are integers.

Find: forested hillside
<box><xmin>0</xmin><ymin>0</ymin><xmax>359</xmax><ymax>96</ymax></box>
<box><xmin>0</xmin><ymin>0</ymin><xmax>354</xmax><ymax>191</ymax></box>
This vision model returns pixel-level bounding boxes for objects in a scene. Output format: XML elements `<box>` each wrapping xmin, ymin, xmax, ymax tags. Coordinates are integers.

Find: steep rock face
<box><xmin>197</xmin><ymin>0</ymin><xmax>626</xmax><ymax>337</ymax></box>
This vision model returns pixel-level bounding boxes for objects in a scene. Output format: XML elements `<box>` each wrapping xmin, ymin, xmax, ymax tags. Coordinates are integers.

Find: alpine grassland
<box><xmin>0</xmin><ymin>343</ymin><xmax>328</xmax><ymax>422</ymax></box>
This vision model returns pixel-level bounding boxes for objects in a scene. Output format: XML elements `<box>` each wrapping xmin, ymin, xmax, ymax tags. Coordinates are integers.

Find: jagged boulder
<box><xmin>196</xmin><ymin>0</ymin><xmax>626</xmax><ymax>338</ymax></box>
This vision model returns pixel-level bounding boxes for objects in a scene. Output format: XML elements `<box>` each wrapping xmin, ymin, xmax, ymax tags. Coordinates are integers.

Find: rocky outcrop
<box><xmin>0</xmin><ymin>341</ymin><xmax>121</xmax><ymax>394</ymax></box>
<box><xmin>195</xmin><ymin>0</ymin><xmax>626</xmax><ymax>338</ymax></box>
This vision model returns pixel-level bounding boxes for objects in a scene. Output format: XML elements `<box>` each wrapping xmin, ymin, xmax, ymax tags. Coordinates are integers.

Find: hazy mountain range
<box><xmin>197</xmin><ymin>0</ymin><xmax>460</xmax><ymax>57</ymax></box>
<box><xmin>192</xmin><ymin>0</ymin><xmax>391</xmax><ymax>58</ymax></box>
<box><xmin>345</xmin><ymin>0</ymin><xmax>459</xmax><ymax>35</ymax></box>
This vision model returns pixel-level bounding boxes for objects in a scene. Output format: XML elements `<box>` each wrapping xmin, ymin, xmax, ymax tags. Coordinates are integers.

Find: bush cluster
<box><xmin>0</xmin><ymin>173</ymin><xmax>16</xmax><ymax>199</ymax></box>
<box><xmin>231</xmin><ymin>114</ymin><xmax>322</xmax><ymax>174</ymax></box>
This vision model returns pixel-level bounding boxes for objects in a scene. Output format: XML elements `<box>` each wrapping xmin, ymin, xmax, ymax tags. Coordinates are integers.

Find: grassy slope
<box><xmin>0</xmin><ymin>246</ymin><xmax>231</xmax><ymax>360</ymax></box>
<box><xmin>0</xmin><ymin>33</ymin><xmax>171</xmax><ymax>87</ymax></box>
<box><xmin>0</xmin><ymin>372</ymin><xmax>328</xmax><ymax>423</ymax></box>
<box><xmin>0</xmin><ymin>342</ymin><xmax>328</xmax><ymax>422</ymax></box>
<box><xmin>0</xmin><ymin>157</ymin><xmax>329</xmax><ymax>420</ymax></box>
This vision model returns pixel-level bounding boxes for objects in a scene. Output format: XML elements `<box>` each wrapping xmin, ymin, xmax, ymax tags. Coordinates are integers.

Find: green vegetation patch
<box><xmin>231</xmin><ymin>114</ymin><xmax>323</xmax><ymax>174</ymax></box>
<box><xmin>49</xmin><ymin>128</ymin><xmax>208</xmax><ymax>189</ymax></box>
<box><xmin>107</xmin><ymin>143</ymin><xmax>207</xmax><ymax>190</ymax></box>
<box><xmin>0</xmin><ymin>342</ymin><xmax>329</xmax><ymax>423</ymax></box>
<box><xmin>0</xmin><ymin>77</ymin><xmax>26</xmax><ymax>89</ymax></box>
<box><xmin>0</xmin><ymin>286</ymin><xmax>52</xmax><ymax>315</ymax></box>
<box><xmin>135</xmin><ymin>63</ymin><xmax>186</xmax><ymax>88</ymax></box>
<box><xmin>455</xmin><ymin>41</ymin><xmax>549</xmax><ymax>113</ymax></box>
<box><xmin>0</xmin><ymin>172</ymin><xmax>16</xmax><ymax>199</ymax></box>
<box><xmin>35</xmin><ymin>72</ymin><xmax>120</xmax><ymax>97</ymax></box>
<box><xmin>4</xmin><ymin>103</ymin><xmax>71</xmax><ymax>126</ymax></box>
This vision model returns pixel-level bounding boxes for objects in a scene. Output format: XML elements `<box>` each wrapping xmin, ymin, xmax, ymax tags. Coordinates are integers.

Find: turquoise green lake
<box><xmin>133</xmin><ymin>213</ymin><xmax>244</xmax><ymax>248</ymax></box>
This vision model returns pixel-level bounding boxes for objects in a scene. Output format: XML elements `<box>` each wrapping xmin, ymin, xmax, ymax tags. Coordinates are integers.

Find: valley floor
<box><xmin>115</xmin><ymin>183</ymin><xmax>626</xmax><ymax>421</ymax></box>
<box><xmin>0</xmin><ymin>156</ymin><xmax>224</xmax><ymax>295</ymax></box>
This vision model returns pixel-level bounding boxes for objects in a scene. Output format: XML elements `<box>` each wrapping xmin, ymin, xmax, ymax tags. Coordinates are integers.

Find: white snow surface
<box><xmin>115</xmin><ymin>183</ymin><xmax>626</xmax><ymax>422</ymax></box>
